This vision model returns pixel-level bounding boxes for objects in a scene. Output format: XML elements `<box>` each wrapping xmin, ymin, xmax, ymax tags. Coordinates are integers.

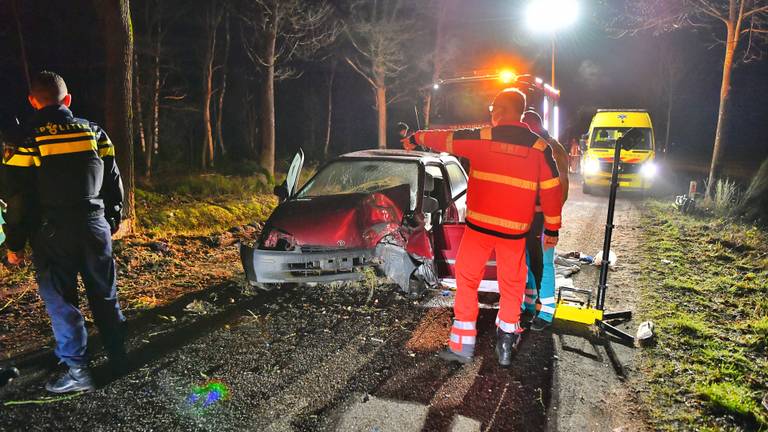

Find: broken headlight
<box><xmin>259</xmin><ymin>227</ymin><xmax>297</xmax><ymax>251</ymax></box>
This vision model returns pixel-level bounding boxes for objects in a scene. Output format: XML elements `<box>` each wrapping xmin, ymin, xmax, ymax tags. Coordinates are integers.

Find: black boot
<box><xmin>496</xmin><ymin>329</ymin><xmax>522</xmax><ymax>368</ymax></box>
<box><xmin>45</xmin><ymin>366</ymin><xmax>95</xmax><ymax>393</ymax></box>
<box><xmin>438</xmin><ymin>349</ymin><xmax>473</xmax><ymax>364</ymax></box>
<box><xmin>530</xmin><ymin>316</ymin><xmax>553</xmax><ymax>331</ymax></box>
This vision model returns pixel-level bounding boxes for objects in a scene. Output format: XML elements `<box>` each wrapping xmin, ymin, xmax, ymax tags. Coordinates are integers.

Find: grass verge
<box><xmin>136</xmin><ymin>174</ymin><xmax>277</xmax><ymax>236</ymax></box>
<box><xmin>638</xmin><ymin>201</ymin><xmax>768</xmax><ymax>431</ymax></box>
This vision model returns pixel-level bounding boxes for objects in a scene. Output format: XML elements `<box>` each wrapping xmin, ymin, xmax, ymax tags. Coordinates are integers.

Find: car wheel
<box><xmin>582</xmin><ymin>182</ymin><xmax>593</xmax><ymax>195</ymax></box>
<box><xmin>404</xmin><ymin>278</ymin><xmax>427</xmax><ymax>299</ymax></box>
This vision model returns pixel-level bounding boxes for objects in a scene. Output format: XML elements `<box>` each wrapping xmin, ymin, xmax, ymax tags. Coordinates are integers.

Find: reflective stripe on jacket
<box><xmin>0</xmin><ymin>105</ymin><xmax>124</xmax><ymax>251</ymax></box>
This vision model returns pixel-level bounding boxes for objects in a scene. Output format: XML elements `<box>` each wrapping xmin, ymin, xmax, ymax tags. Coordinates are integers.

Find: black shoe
<box><xmin>496</xmin><ymin>329</ymin><xmax>522</xmax><ymax>368</ymax></box>
<box><xmin>45</xmin><ymin>366</ymin><xmax>95</xmax><ymax>394</ymax></box>
<box><xmin>438</xmin><ymin>349</ymin><xmax>473</xmax><ymax>364</ymax></box>
<box><xmin>106</xmin><ymin>344</ymin><xmax>129</xmax><ymax>377</ymax></box>
<box><xmin>520</xmin><ymin>309</ymin><xmax>536</xmax><ymax>323</ymax></box>
<box><xmin>530</xmin><ymin>316</ymin><xmax>553</xmax><ymax>331</ymax></box>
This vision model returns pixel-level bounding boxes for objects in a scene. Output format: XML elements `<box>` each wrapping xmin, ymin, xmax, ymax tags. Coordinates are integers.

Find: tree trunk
<box><xmin>376</xmin><ymin>86</ymin><xmax>387</xmax><ymax>149</ymax></box>
<box><xmin>201</xmin><ymin>7</ymin><xmax>218</xmax><ymax>170</ymax></box>
<box><xmin>424</xmin><ymin>1</ymin><xmax>449</xmax><ymax>129</ymax></box>
<box><xmin>99</xmin><ymin>0</ymin><xmax>134</xmax><ymax>233</ymax></box>
<box><xmin>216</xmin><ymin>13</ymin><xmax>230</xmax><ymax>157</ymax></box>
<box><xmin>11</xmin><ymin>0</ymin><xmax>31</xmax><ymax>92</ymax></box>
<box><xmin>323</xmin><ymin>61</ymin><xmax>336</xmax><ymax>159</ymax></box>
<box><xmin>145</xmin><ymin>13</ymin><xmax>161</xmax><ymax>179</ymax></box>
<box><xmin>706</xmin><ymin>23</ymin><xmax>737</xmax><ymax>196</ymax></box>
<box><xmin>260</xmin><ymin>21</ymin><xmax>277</xmax><ymax>176</ymax></box>
<box><xmin>133</xmin><ymin>53</ymin><xmax>147</xmax><ymax>169</ymax></box>
<box><xmin>423</xmin><ymin>92</ymin><xmax>432</xmax><ymax>130</ymax></box>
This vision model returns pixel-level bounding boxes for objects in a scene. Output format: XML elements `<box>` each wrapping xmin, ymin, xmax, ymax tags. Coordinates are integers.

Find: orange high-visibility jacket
<box><xmin>410</xmin><ymin>122</ymin><xmax>563</xmax><ymax>237</ymax></box>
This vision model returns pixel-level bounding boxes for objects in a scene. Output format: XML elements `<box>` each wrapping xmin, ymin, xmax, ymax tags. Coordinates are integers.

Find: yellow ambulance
<box><xmin>580</xmin><ymin>109</ymin><xmax>657</xmax><ymax>194</ymax></box>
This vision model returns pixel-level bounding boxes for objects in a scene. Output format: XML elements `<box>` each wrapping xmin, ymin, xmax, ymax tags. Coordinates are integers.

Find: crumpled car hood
<box><xmin>266</xmin><ymin>184</ymin><xmax>411</xmax><ymax>250</ymax></box>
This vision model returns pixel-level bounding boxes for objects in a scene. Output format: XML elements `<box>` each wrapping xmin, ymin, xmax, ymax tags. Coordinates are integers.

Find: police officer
<box><xmin>403</xmin><ymin>89</ymin><xmax>563</xmax><ymax>367</ymax></box>
<box><xmin>1</xmin><ymin>71</ymin><xmax>126</xmax><ymax>393</ymax></box>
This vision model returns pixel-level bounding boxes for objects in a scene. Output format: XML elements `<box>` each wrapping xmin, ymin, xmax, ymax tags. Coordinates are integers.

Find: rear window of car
<box><xmin>297</xmin><ymin>160</ymin><xmax>419</xmax><ymax>210</ymax></box>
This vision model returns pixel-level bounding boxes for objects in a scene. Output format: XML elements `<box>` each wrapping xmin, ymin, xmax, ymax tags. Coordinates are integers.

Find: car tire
<box><xmin>582</xmin><ymin>182</ymin><xmax>593</xmax><ymax>195</ymax></box>
<box><xmin>404</xmin><ymin>278</ymin><xmax>427</xmax><ymax>299</ymax></box>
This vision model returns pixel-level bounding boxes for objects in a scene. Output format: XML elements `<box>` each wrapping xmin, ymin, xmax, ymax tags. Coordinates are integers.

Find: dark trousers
<box><xmin>31</xmin><ymin>213</ymin><xmax>125</xmax><ymax>367</ymax></box>
<box><xmin>525</xmin><ymin>212</ymin><xmax>545</xmax><ymax>293</ymax></box>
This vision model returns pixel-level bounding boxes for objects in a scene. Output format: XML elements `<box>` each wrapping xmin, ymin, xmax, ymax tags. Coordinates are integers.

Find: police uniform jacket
<box><xmin>1</xmin><ymin>105</ymin><xmax>124</xmax><ymax>252</ymax></box>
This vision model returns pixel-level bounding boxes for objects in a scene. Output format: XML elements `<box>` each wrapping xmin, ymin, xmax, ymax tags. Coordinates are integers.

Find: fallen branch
<box><xmin>0</xmin><ymin>286</ymin><xmax>32</xmax><ymax>313</ymax></box>
<box><xmin>3</xmin><ymin>392</ymin><xmax>84</xmax><ymax>406</ymax></box>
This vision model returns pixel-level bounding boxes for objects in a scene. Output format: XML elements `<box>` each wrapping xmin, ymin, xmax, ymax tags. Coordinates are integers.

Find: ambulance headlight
<box><xmin>584</xmin><ymin>158</ymin><xmax>600</xmax><ymax>175</ymax></box>
<box><xmin>640</xmin><ymin>161</ymin><xmax>657</xmax><ymax>179</ymax></box>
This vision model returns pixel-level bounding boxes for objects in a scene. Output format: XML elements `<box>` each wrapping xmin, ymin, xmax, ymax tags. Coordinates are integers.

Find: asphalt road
<box><xmin>0</xmin><ymin>179</ymin><xmax>647</xmax><ymax>432</ymax></box>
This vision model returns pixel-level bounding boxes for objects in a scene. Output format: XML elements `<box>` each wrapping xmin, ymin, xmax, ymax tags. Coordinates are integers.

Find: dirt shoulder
<box><xmin>551</xmin><ymin>184</ymin><xmax>651</xmax><ymax>432</ymax></box>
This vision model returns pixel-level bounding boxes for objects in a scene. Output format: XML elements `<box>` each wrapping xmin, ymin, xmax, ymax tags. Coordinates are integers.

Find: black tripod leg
<box><xmin>603</xmin><ymin>310</ymin><xmax>632</xmax><ymax>322</ymax></box>
<box><xmin>596</xmin><ymin>320</ymin><xmax>635</xmax><ymax>347</ymax></box>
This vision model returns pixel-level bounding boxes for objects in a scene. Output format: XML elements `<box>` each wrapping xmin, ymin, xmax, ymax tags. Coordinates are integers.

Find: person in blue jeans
<box><xmin>521</xmin><ymin>111</ymin><xmax>570</xmax><ymax>330</ymax></box>
<box><xmin>2</xmin><ymin>72</ymin><xmax>125</xmax><ymax>393</ymax></box>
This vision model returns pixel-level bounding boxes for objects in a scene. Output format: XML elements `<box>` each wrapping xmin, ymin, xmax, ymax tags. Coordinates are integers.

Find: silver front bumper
<box><xmin>240</xmin><ymin>244</ymin><xmax>376</xmax><ymax>285</ymax></box>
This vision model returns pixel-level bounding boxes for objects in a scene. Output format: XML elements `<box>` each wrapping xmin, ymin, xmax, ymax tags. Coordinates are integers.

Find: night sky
<box><xmin>406</xmin><ymin>0</ymin><xmax>768</xmax><ymax>167</ymax></box>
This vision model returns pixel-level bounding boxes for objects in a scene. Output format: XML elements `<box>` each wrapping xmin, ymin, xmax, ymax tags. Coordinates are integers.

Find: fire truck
<box><xmin>427</xmin><ymin>69</ymin><xmax>561</xmax><ymax>139</ymax></box>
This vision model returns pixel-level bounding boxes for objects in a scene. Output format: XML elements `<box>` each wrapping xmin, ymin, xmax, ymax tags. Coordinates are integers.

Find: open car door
<box><xmin>432</xmin><ymin>168</ymin><xmax>499</xmax><ymax>293</ymax></box>
<box><xmin>285</xmin><ymin>148</ymin><xmax>305</xmax><ymax>197</ymax></box>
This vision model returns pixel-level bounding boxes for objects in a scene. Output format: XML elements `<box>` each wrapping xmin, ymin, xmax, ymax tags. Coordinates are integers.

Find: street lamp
<box><xmin>526</xmin><ymin>0</ymin><xmax>579</xmax><ymax>88</ymax></box>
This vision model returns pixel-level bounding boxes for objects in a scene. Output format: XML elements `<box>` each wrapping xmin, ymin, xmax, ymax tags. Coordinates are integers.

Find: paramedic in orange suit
<box><xmin>402</xmin><ymin>88</ymin><xmax>563</xmax><ymax>367</ymax></box>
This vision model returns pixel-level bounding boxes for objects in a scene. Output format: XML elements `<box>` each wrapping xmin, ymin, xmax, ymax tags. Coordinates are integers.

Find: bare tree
<box><xmin>134</xmin><ymin>0</ymin><xmax>170</xmax><ymax>178</ymax></box>
<box><xmin>612</xmin><ymin>0</ymin><xmax>768</xmax><ymax>196</ymax></box>
<box><xmin>97</xmin><ymin>0</ymin><xmax>135</xmax><ymax>233</ymax></box>
<box><xmin>201</xmin><ymin>2</ymin><xmax>224</xmax><ymax>170</ymax></box>
<box><xmin>344</xmin><ymin>0</ymin><xmax>420</xmax><ymax>149</ymax></box>
<box><xmin>10</xmin><ymin>0</ymin><xmax>30</xmax><ymax>91</ymax></box>
<box><xmin>423</xmin><ymin>0</ymin><xmax>453</xmax><ymax>129</ymax></box>
<box><xmin>655</xmin><ymin>39</ymin><xmax>687</xmax><ymax>154</ymax></box>
<box><xmin>323</xmin><ymin>58</ymin><xmax>337</xmax><ymax>159</ymax></box>
<box><xmin>241</xmin><ymin>0</ymin><xmax>340</xmax><ymax>176</ymax></box>
<box><xmin>215</xmin><ymin>12</ymin><xmax>231</xmax><ymax>157</ymax></box>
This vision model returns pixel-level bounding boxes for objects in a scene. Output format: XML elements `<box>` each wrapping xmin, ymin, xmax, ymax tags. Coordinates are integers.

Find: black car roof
<box><xmin>340</xmin><ymin>149</ymin><xmax>454</xmax><ymax>165</ymax></box>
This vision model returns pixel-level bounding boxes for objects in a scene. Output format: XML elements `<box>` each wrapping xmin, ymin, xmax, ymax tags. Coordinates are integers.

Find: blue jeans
<box><xmin>31</xmin><ymin>213</ymin><xmax>125</xmax><ymax>367</ymax></box>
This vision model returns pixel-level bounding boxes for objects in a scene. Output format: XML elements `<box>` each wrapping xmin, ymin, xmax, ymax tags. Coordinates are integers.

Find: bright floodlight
<box><xmin>526</xmin><ymin>0</ymin><xmax>579</xmax><ymax>33</ymax></box>
<box><xmin>499</xmin><ymin>70</ymin><xmax>515</xmax><ymax>84</ymax></box>
<box><xmin>433</xmin><ymin>83</ymin><xmax>440</xmax><ymax>90</ymax></box>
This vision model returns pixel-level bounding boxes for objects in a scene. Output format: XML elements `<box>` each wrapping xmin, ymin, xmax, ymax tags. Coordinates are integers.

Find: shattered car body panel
<box><xmin>240</xmin><ymin>149</ymin><xmax>466</xmax><ymax>293</ymax></box>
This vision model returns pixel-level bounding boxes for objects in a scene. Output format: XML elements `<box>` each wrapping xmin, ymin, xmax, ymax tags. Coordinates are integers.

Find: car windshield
<box><xmin>591</xmin><ymin>127</ymin><xmax>653</xmax><ymax>150</ymax></box>
<box><xmin>297</xmin><ymin>160</ymin><xmax>419</xmax><ymax>210</ymax></box>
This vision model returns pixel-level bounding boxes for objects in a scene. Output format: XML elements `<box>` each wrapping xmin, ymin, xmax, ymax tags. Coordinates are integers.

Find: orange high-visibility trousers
<box><xmin>453</xmin><ymin>226</ymin><xmax>528</xmax><ymax>335</ymax></box>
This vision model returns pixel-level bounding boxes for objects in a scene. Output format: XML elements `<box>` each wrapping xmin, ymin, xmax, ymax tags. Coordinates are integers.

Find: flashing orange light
<box><xmin>498</xmin><ymin>69</ymin><xmax>515</xmax><ymax>84</ymax></box>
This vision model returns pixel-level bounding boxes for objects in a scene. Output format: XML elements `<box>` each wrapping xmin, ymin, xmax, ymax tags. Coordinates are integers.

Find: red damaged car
<box><xmin>240</xmin><ymin>148</ymin><xmax>498</xmax><ymax>296</ymax></box>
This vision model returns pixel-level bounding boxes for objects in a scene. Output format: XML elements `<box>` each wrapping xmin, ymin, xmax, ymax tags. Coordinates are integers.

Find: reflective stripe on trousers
<box><xmin>448</xmin><ymin>319</ymin><xmax>477</xmax><ymax>357</ymax></box>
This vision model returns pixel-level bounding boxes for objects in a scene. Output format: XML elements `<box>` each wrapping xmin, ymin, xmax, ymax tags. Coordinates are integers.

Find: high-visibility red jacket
<box><xmin>408</xmin><ymin>122</ymin><xmax>562</xmax><ymax>237</ymax></box>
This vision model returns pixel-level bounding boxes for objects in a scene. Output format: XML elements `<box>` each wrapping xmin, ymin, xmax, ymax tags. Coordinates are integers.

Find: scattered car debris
<box><xmin>593</xmin><ymin>250</ymin><xmax>617</xmax><ymax>267</ymax></box>
<box><xmin>184</xmin><ymin>300</ymin><xmax>215</xmax><ymax>315</ymax></box>
<box><xmin>635</xmin><ymin>321</ymin><xmax>655</xmax><ymax>347</ymax></box>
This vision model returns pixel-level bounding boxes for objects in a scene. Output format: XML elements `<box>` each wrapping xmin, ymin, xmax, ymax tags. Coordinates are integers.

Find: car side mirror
<box><xmin>422</xmin><ymin>196</ymin><xmax>439</xmax><ymax>214</ymax></box>
<box><xmin>274</xmin><ymin>183</ymin><xmax>289</xmax><ymax>202</ymax></box>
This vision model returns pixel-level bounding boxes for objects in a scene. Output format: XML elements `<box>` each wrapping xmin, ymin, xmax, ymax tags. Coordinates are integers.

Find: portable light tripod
<box><xmin>553</xmin><ymin>134</ymin><xmax>635</xmax><ymax>346</ymax></box>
